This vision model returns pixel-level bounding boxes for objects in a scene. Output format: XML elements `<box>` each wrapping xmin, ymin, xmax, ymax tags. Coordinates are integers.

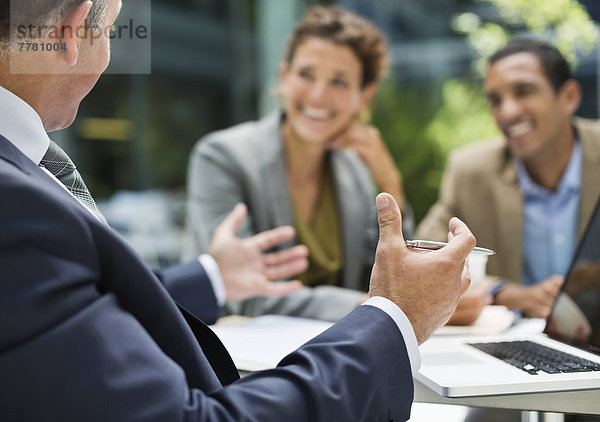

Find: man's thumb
<box><xmin>376</xmin><ymin>193</ymin><xmax>404</xmax><ymax>242</ymax></box>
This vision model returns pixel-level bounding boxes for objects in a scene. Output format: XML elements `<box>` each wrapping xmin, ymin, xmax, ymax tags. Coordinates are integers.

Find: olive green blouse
<box><xmin>293</xmin><ymin>162</ymin><xmax>343</xmax><ymax>287</ymax></box>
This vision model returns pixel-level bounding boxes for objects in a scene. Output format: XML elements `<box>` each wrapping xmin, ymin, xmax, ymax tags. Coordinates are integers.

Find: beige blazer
<box><xmin>416</xmin><ymin>117</ymin><xmax>600</xmax><ymax>284</ymax></box>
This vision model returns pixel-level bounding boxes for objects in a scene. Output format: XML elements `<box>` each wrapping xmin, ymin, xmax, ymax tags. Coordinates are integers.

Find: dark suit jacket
<box><xmin>0</xmin><ymin>135</ymin><xmax>414</xmax><ymax>421</ymax></box>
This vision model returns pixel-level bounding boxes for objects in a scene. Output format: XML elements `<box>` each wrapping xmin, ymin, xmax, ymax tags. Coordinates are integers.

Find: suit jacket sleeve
<box><xmin>155</xmin><ymin>261</ymin><xmax>221</xmax><ymax>325</ymax></box>
<box><xmin>202</xmin><ymin>305</ymin><xmax>415</xmax><ymax>422</ymax></box>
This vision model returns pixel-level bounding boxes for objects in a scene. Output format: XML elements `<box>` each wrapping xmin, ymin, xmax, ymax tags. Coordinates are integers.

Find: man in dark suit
<box><xmin>0</xmin><ymin>1</ymin><xmax>476</xmax><ymax>420</ymax></box>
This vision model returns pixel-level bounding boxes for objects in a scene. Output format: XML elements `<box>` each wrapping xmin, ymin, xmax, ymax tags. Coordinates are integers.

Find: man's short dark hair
<box><xmin>489</xmin><ymin>38</ymin><xmax>572</xmax><ymax>92</ymax></box>
<box><xmin>0</xmin><ymin>0</ymin><xmax>111</xmax><ymax>44</ymax></box>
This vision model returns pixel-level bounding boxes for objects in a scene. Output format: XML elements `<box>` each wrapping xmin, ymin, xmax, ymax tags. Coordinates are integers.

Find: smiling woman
<box><xmin>183</xmin><ymin>5</ymin><xmax>415</xmax><ymax>322</ymax></box>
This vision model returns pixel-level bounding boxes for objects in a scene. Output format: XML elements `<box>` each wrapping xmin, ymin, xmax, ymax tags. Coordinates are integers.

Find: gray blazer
<box><xmin>183</xmin><ymin>111</ymin><xmax>411</xmax><ymax>321</ymax></box>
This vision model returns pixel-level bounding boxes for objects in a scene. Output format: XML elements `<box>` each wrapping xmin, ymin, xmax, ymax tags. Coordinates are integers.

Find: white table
<box><xmin>414</xmin><ymin>378</ymin><xmax>600</xmax><ymax>421</ymax></box>
<box><xmin>415</xmin><ymin>315</ymin><xmax>600</xmax><ymax>421</ymax></box>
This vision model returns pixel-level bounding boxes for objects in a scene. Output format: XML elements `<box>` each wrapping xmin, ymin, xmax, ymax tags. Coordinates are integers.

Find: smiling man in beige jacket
<box><xmin>418</xmin><ymin>38</ymin><xmax>600</xmax><ymax>323</ymax></box>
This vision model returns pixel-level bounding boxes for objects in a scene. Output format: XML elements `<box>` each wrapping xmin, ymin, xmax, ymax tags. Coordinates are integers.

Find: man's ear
<box><xmin>560</xmin><ymin>79</ymin><xmax>582</xmax><ymax>116</ymax></box>
<box><xmin>61</xmin><ymin>0</ymin><xmax>93</xmax><ymax>65</ymax></box>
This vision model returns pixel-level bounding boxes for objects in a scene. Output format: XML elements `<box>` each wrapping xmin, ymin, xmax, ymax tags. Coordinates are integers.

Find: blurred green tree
<box><xmin>370</xmin><ymin>80</ymin><xmax>446</xmax><ymax>221</ymax></box>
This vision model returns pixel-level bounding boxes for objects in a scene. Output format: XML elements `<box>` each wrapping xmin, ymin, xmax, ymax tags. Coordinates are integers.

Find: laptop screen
<box><xmin>544</xmin><ymin>196</ymin><xmax>600</xmax><ymax>356</ymax></box>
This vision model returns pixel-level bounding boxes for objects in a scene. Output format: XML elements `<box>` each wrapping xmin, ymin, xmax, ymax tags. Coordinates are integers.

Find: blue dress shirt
<box><xmin>516</xmin><ymin>140</ymin><xmax>582</xmax><ymax>285</ymax></box>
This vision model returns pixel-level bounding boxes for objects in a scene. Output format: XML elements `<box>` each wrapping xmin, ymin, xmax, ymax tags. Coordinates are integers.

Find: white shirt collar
<box><xmin>0</xmin><ymin>85</ymin><xmax>108</xmax><ymax>223</ymax></box>
<box><xmin>0</xmin><ymin>85</ymin><xmax>51</xmax><ymax>164</ymax></box>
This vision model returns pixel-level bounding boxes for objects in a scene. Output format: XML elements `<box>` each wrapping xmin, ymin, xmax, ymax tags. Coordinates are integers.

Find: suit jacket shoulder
<box><xmin>193</xmin><ymin>111</ymin><xmax>283</xmax><ymax>175</ymax></box>
<box><xmin>446</xmin><ymin>137</ymin><xmax>509</xmax><ymax>179</ymax></box>
<box><xmin>574</xmin><ymin>116</ymin><xmax>600</xmax><ymax>136</ymax></box>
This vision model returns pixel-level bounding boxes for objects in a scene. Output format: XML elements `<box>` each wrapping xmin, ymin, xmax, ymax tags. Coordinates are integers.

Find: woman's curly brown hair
<box><xmin>283</xmin><ymin>6</ymin><xmax>389</xmax><ymax>88</ymax></box>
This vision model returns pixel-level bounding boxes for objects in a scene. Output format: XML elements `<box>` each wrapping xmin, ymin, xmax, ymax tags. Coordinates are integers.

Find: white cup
<box><xmin>467</xmin><ymin>254</ymin><xmax>488</xmax><ymax>290</ymax></box>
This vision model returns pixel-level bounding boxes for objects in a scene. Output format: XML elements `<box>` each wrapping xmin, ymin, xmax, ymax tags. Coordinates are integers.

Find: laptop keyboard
<box><xmin>469</xmin><ymin>340</ymin><xmax>600</xmax><ymax>375</ymax></box>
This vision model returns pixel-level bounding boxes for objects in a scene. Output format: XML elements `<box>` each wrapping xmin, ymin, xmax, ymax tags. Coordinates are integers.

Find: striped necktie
<box><xmin>40</xmin><ymin>141</ymin><xmax>107</xmax><ymax>224</ymax></box>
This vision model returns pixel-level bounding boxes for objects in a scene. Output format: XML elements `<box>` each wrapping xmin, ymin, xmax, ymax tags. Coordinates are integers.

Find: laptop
<box><xmin>415</xmin><ymin>197</ymin><xmax>600</xmax><ymax>398</ymax></box>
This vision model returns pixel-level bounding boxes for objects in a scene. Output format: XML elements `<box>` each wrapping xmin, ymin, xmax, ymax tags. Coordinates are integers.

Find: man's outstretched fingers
<box><xmin>250</xmin><ymin>226</ymin><xmax>297</xmax><ymax>251</ymax></box>
<box><xmin>262</xmin><ymin>245</ymin><xmax>309</xmax><ymax>266</ymax></box>
<box><xmin>260</xmin><ymin>280</ymin><xmax>303</xmax><ymax>297</ymax></box>
<box><xmin>264</xmin><ymin>257</ymin><xmax>309</xmax><ymax>281</ymax></box>
<box><xmin>263</xmin><ymin>245</ymin><xmax>309</xmax><ymax>280</ymax></box>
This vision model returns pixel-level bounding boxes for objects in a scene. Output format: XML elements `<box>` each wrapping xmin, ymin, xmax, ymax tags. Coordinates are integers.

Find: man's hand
<box><xmin>446</xmin><ymin>281</ymin><xmax>493</xmax><ymax>326</ymax></box>
<box><xmin>209</xmin><ymin>203</ymin><xmax>308</xmax><ymax>301</ymax></box>
<box><xmin>368</xmin><ymin>193</ymin><xmax>475</xmax><ymax>344</ymax></box>
<box><xmin>495</xmin><ymin>275</ymin><xmax>564</xmax><ymax>318</ymax></box>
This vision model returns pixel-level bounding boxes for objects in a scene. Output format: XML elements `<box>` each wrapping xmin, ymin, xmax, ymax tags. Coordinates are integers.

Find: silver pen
<box><xmin>405</xmin><ymin>240</ymin><xmax>496</xmax><ymax>256</ymax></box>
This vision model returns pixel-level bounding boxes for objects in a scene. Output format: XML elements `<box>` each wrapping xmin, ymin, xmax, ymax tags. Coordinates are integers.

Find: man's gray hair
<box><xmin>1</xmin><ymin>0</ymin><xmax>112</xmax><ymax>47</ymax></box>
